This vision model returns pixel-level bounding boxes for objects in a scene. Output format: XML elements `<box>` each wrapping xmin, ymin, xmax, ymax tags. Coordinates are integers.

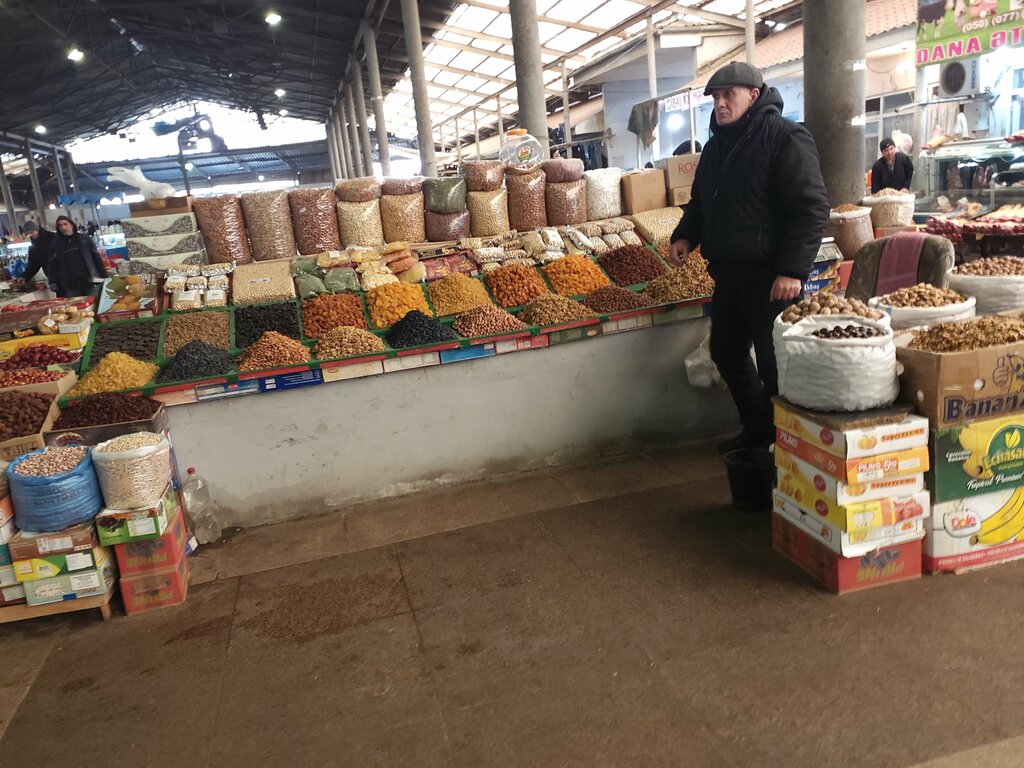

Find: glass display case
<box><xmin>0</xmin><ymin>241</ymin><xmax>31</xmax><ymax>280</ymax></box>
<box><xmin>97</xmin><ymin>231</ymin><xmax>128</xmax><ymax>261</ymax></box>
<box><xmin>914</xmin><ymin>137</ymin><xmax>1024</xmax><ymax>214</ymax></box>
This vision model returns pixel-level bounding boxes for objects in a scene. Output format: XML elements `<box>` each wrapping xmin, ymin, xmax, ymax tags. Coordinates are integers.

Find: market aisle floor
<box><xmin>3</xmin><ymin>444</ymin><xmax>1024</xmax><ymax>767</ymax></box>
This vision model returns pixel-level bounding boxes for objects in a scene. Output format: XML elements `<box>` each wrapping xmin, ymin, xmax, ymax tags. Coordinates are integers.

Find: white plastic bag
<box><xmin>868</xmin><ymin>295</ymin><xmax>976</xmax><ymax>330</ymax></box>
<box><xmin>584</xmin><ymin>168</ymin><xmax>623</xmax><ymax>221</ymax></box>
<box><xmin>92</xmin><ymin>432</ymin><xmax>172</xmax><ymax>510</ymax></box>
<box><xmin>946</xmin><ymin>270</ymin><xmax>1024</xmax><ymax>316</ymax></box>
<box><xmin>685</xmin><ymin>332</ymin><xmax>724</xmax><ymax>389</ymax></box>
<box><xmin>779</xmin><ymin>317</ymin><xmax>898</xmax><ymax>412</ymax></box>
<box><xmin>773</xmin><ymin>311</ymin><xmax>891</xmax><ymax>391</ymax></box>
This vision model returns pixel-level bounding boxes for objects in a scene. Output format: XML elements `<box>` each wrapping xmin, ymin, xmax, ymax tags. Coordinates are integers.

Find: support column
<box><xmin>353</xmin><ymin>63</ymin><xmax>375</xmax><ymax>175</ymax></box>
<box><xmin>804</xmin><ymin>0</ymin><xmax>866</xmax><ymax>205</ymax></box>
<box><xmin>326</xmin><ymin>123</ymin><xmax>340</xmax><ymax>180</ymax></box>
<box><xmin>914</xmin><ymin>67</ymin><xmax>929</xmax><ymax>165</ymax></box>
<box><xmin>0</xmin><ymin>161</ymin><xmax>17</xmax><ymax>234</ymax></box>
<box><xmin>646</xmin><ymin>16</ymin><xmax>659</xmax><ymax>161</ymax></box>
<box><xmin>455</xmin><ymin>114</ymin><xmax>462</xmax><ymax>164</ymax></box>
<box><xmin>473</xmin><ymin>108</ymin><xmax>481</xmax><ymax>160</ymax></box>
<box><xmin>363</xmin><ymin>24</ymin><xmax>392</xmax><ymax>176</ymax></box>
<box><xmin>509</xmin><ymin>0</ymin><xmax>550</xmax><ymax>156</ymax></box>
<box><xmin>66</xmin><ymin>151</ymin><xmax>78</xmax><ymax>191</ymax></box>
<box><xmin>561</xmin><ymin>62</ymin><xmax>572</xmax><ymax>151</ymax></box>
<box><xmin>52</xmin><ymin>148</ymin><xmax>68</xmax><ymax>195</ymax></box>
<box><xmin>331</xmin><ymin>117</ymin><xmax>345</xmax><ymax>179</ymax></box>
<box><xmin>24</xmin><ymin>141</ymin><xmax>45</xmax><ymax>224</ymax></box>
<box><xmin>496</xmin><ymin>96</ymin><xmax>505</xmax><ymax>143</ymax></box>
<box><xmin>345</xmin><ymin>86</ymin><xmax>363</xmax><ymax>177</ymax></box>
<box><xmin>400</xmin><ymin>0</ymin><xmax>438</xmax><ymax>177</ymax></box>
<box><xmin>745</xmin><ymin>0</ymin><xmax>756</xmax><ymax>65</ymax></box>
<box><xmin>337</xmin><ymin>110</ymin><xmax>353</xmax><ymax>179</ymax></box>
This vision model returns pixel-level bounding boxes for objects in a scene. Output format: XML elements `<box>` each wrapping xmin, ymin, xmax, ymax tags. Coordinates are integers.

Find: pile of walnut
<box><xmin>908</xmin><ymin>316</ymin><xmax>1024</xmax><ymax>353</ymax></box>
<box><xmin>954</xmin><ymin>257</ymin><xmax>1024</xmax><ymax>276</ymax></box>
<box><xmin>877</xmin><ymin>283</ymin><xmax>965</xmax><ymax>308</ymax></box>
<box><xmin>780</xmin><ymin>291</ymin><xmax>885</xmax><ymax>323</ymax></box>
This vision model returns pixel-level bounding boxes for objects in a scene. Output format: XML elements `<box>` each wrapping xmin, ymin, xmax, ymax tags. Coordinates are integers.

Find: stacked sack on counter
<box><xmin>425</xmin><ymin>176</ymin><xmax>471</xmax><ymax>242</ymax></box>
<box><xmin>461</xmin><ymin>165</ymin><xmax>510</xmax><ymax>239</ymax></box>
<box><xmin>897</xmin><ymin>315</ymin><xmax>1024</xmax><ymax>573</ymax></box>
<box><xmin>336</xmin><ymin>177</ymin><xmax>385</xmax><ymax>248</ymax></box>
<box><xmin>379</xmin><ymin>178</ymin><xmax>426</xmax><ymax>244</ymax></box>
<box><xmin>543</xmin><ymin>159</ymin><xmax>586</xmax><ymax>227</ymax></box>
<box><xmin>122</xmin><ymin>212</ymin><xmax>207</xmax><ymax>273</ymax></box>
<box><xmin>772</xmin><ymin>399</ymin><xmax>930</xmax><ymax>593</ymax></box>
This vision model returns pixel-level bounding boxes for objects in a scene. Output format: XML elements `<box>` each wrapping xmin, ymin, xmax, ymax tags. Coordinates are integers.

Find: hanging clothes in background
<box><xmin>628</xmin><ymin>99</ymin><xmax>660</xmax><ymax>150</ymax></box>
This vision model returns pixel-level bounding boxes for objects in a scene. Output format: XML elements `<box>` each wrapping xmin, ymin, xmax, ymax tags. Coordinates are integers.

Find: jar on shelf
<box><xmin>499</xmin><ymin>128</ymin><xmax>544</xmax><ymax>173</ymax></box>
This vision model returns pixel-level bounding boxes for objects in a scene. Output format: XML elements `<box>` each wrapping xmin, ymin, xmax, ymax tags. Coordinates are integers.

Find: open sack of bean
<box><xmin>777</xmin><ymin>316</ymin><xmax>898</xmax><ymax>412</ymax></box>
<box><xmin>192</xmin><ymin>195</ymin><xmax>253</xmax><ymax>264</ymax></box>
<box><xmin>240</xmin><ymin>190</ymin><xmax>297</xmax><ymax>261</ymax></box>
<box><xmin>8</xmin><ymin>448</ymin><xmax>103</xmax><ymax>532</ymax></box>
<box><xmin>861</xmin><ymin>189</ymin><xmax>915</xmax><ymax>228</ymax></box>
<box><xmin>92</xmin><ymin>432</ymin><xmax>172</xmax><ymax>510</ymax></box>
<box><xmin>946</xmin><ymin>257</ymin><xmax>1024</xmax><ymax>316</ymax></box>
<box><xmin>868</xmin><ymin>283</ymin><xmax>976</xmax><ymax>330</ymax></box>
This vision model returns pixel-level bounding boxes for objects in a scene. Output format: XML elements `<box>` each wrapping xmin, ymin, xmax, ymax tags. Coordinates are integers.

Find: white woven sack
<box><xmin>946</xmin><ymin>270</ymin><xmax>1024</xmax><ymax>316</ymax></box>
<box><xmin>584</xmin><ymin>168</ymin><xmax>623</xmax><ymax>221</ymax></box>
<box><xmin>868</xmin><ymin>295</ymin><xmax>976</xmax><ymax>330</ymax></box>
<box><xmin>773</xmin><ymin>311</ymin><xmax>891</xmax><ymax>390</ymax></box>
<box><xmin>779</xmin><ymin>317</ymin><xmax>898</xmax><ymax>412</ymax></box>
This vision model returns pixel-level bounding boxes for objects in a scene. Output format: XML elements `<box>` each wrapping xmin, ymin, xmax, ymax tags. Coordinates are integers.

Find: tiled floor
<box><xmin>3</xmin><ymin>444</ymin><xmax>1024</xmax><ymax>767</ymax></box>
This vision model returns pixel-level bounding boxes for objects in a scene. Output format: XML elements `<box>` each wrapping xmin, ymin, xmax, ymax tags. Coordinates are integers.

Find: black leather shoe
<box><xmin>718</xmin><ymin>430</ymin><xmax>774</xmax><ymax>454</ymax></box>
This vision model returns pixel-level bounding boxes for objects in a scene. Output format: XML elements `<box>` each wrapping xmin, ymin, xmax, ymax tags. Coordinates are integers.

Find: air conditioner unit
<box><xmin>939</xmin><ymin>58</ymin><xmax>982</xmax><ymax>98</ymax></box>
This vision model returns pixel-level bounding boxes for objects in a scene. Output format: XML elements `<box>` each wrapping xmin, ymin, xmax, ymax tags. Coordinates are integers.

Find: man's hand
<box><xmin>900</xmin><ymin>188</ymin><xmax>910</xmax><ymax>193</ymax></box>
<box><xmin>770</xmin><ymin>276</ymin><xmax>802</xmax><ymax>302</ymax></box>
<box><xmin>666</xmin><ymin>239</ymin><xmax>691</xmax><ymax>268</ymax></box>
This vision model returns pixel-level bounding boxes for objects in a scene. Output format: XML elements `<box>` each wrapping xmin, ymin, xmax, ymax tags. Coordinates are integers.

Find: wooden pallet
<box><xmin>0</xmin><ymin>585</ymin><xmax>115</xmax><ymax>624</ymax></box>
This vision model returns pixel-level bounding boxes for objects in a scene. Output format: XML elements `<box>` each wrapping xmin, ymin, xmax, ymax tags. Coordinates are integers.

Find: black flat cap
<box><xmin>704</xmin><ymin>62</ymin><xmax>764</xmax><ymax>95</ymax></box>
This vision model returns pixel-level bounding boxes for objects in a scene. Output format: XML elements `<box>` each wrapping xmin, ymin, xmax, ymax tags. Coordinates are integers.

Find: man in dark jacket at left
<box><xmin>666</xmin><ymin>62</ymin><xmax>829</xmax><ymax>452</ymax></box>
<box><xmin>22</xmin><ymin>215</ymin><xmax>107</xmax><ymax>298</ymax></box>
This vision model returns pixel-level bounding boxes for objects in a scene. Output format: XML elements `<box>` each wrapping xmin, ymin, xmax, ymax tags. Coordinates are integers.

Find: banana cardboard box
<box><xmin>776</xmin><ymin>428</ymin><xmax>929</xmax><ymax>485</ymax></box>
<box><xmin>925</xmin><ymin>488</ymin><xmax>1024</xmax><ymax>573</ymax></box>
<box><xmin>930</xmin><ymin>416</ymin><xmax>1024</xmax><ymax>502</ymax></box>
<box><xmin>773</xmin><ymin>399</ymin><xmax>929</xmax><ymax>461</ymax></box>
<box><xmin>773</xmin><ymin>491</ymin><xmax>926</xmax><ymax>557</ymax></box>
<box><xmin>775</xmin><ymin>447</ymin><xmax>925</xmax><ymax>506</ymax></box>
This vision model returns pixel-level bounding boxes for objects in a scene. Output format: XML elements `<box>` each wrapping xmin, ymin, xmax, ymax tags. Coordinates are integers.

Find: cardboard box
<box><xmin>3</xmin><ymin>372</ymin><xmax>78</xmax><ymax>398</ymax></box>
<box><xmin>0</xmin><ymin>565</ymin><xmax>16</xmax><ymax>588</ymax></box>
<box><xmin>620</xmin><ymin>170</ymin><xmax>668</xmax><ymax>214</ymax></box>
<box><xmin>655</xmin><ymin>153</ymin><xmax>700</xmax><ymax>191</ymax></box>
<box><xmin>125</xmin><ymin>232</ymin><xmax>204</xmax><ymax>259</ymax></box>
<box><xmin>0</xmin><ymin>495</ymin><xmax>13</xmax><ymax>528</ymax></box>
<box><xmin>775</xmin><ymin>429</ymin><xmax>930</xmax><ymax>484</ymax></box>
<box><xmin>119</xmin><ymin>548</ymin><xmax>188</xmax><ymax>616</ymax></box>
<box><xmin>0</xmin><ymin>395</ymin><xmax>59</xmax><ymax>462</ymax></box>
<box><xmin>0</xmin><ymin>329</ymin><xmax>89</xmax><ymax>360</ymax></box>
<box><xmin>775</xmin><ymin>462</ymin><xmax>929</xmax><ymax>531</ymax></box>
<box><xmin>896</xmin><ymin>335</ymin><xmax>1024</xmax><ymax>429</ymax></box>
<box><xmin>115</xmin><ymin>505</ymin><xmax>186</xmax><ymax>577</ymax></box>
<box><xmin>129</xmin><ymin>250</ymin><xmax>207</xmax><ymax>273</ymax></box>
<box><xmin>773</xmin><ymin>399</ymin><xmax>929</xmax><ymax>461</ymax></box>
<box><xmin>0</xmin><ymin>584</ymin><xmax>25</xmax><ymax>606</ymax></box>
<box><xmin>0</xmin><ymin>517</ymin><xmax>16</xmax><ymax>567</ymax></box>
<box><xmin>775</xmin><ymin>448</ymin><xmax>925</xmax><ymax>505</ymax></box>
<box><xmin>121</xmin><ymin>213</ymin><xmax>197</xmax><ymax>239</ymax></box>
<box><xmin>668</xmin><ymin>187</ymin><xmax>690</xmax><ymax>206</ymax></box>
<box><xmin>13</xmin><ymin>545</ymin><xmax>107</xmax><ymax>583</ymax></box>
<box><xmin>23</xmin><ymin>550</ymin><xmax>116</xmax><ymax>606</ymax></box>
<box><xmin>772</xmin><ymin>511</ymin><xmax>922</xmax><ymax>594</ymax></box>
<box><xmin>930</xmin><ymin>416</ymin><xmax>1024</xmax><ymax>502</ymax></box>
<box><xmin>45</xmin><ymin>403</ymin><xmax>167</xmax><ymax>447</ymax></box>
<box><xmin>128</xmin><ymin>196</ymin><xmax>192</xmax><ymax>217</ymax></box>
<box><xmin>96</xmin><ymin>483</ymin><xmax>177</xmax><ymax>547</ymax></box>
<box><xmin>774</xmin><ymin>491</ymin><xmax>926</xmax><ymax>557</ymax></box>
<box><xmin>925</xmin><ymin>488</ymin><xmax>1024</xmax><ymax>573</ymax></box>
<box><xmin>7</xmin><ymin>520</ymin><xmax>95</xmax><ymax>561</ymax></box>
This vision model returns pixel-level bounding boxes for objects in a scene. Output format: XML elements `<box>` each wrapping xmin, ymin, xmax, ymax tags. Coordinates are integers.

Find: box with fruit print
<box><xmin>930</xmin><ymin>415</ymin><xmax>1024</xmax><ymax>503</ymax></box>
<box><xmin>773</xmin><ymin>491</ymin><xmax>926</xmax><ymax>558</ymax></box>
<box><xmin>925</xmin><ymin>488</ymin><xmax>1024</xmax><ymax>573</ymax></box>
<box><xmin>775</xmin><ymin>447</ymin><xmax>925</xmax><ymax>506</ymax></box>
<box><xmin>773</xmin><ymin>398</ymin><xmax>928</xmax><ymax>460</ymax></box>
<box><xmin>775</xmin><ymin>428</ymin><xmax>929</xmax><ymax>485</ymax></box>
<box><xmin>771</xmin><ymin>511</ymin><xmax>923</xmax><ymax>594</ymax></box>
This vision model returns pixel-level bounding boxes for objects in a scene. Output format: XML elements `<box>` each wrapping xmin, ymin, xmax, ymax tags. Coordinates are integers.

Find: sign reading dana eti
<box><xmin>915</xmin><ymin>0</ymin><xmax>1024</xmax><ymax>67</ymax></box>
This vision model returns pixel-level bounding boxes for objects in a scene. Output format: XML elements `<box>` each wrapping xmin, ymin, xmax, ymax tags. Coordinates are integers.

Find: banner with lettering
<box><xmin>916</xmin><ymin>0</ymin><xmax>1024</xmax><ymax>67</ymax></box>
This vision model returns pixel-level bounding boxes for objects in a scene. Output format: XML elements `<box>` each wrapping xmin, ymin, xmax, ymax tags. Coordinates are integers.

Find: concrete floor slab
<box><xmin>552</xmin><ymin>454</ymin><xmax>684</xmax><ymax>503</ymax></box>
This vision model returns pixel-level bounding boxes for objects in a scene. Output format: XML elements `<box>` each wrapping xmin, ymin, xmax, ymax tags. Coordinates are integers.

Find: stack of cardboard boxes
<box><xmin>8</xmin><ymin>522</ymin><xmax>116</xmax><ymax>607</ymax></box>
<box><xmin>898</xmin><ymin>335</ymin><xmax>1024</xmax><ymax>573</ymax></box>
<box><xmin>771</xmin><ymin>399</ymin><xmax>931</xmax><ymax>593</ymax></box>
<box><xmin>121</xmin><ymin>206</ymin><xmax>205</xmax><ymax>273</ymax></box>
<box><xmin>654</xmin><ymin>153</ymin><xmax>700</xmax><ymax>207</ymax></box>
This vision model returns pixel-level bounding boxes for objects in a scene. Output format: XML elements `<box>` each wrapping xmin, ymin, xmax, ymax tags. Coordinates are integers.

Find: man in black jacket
<box><xmin>22</xmin><ymin>215</ymin><xmax>108</xmax><ymax>298</ymax></box>
<box><xmin>667</xmin><ymin>62</ymin><xmax>829</xmax><ymax>452</ymax></box>
<box><xmin>870</xmin><ymin>137</ymin><xmax>914</xmax><ymax>193</ymax></box>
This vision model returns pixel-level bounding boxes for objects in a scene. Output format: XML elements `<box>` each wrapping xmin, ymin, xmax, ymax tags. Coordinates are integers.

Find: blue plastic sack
<box><xmin>9</xmin><ymin>449</ymin><xmax>103</xmax><ymax>532</ymax></box>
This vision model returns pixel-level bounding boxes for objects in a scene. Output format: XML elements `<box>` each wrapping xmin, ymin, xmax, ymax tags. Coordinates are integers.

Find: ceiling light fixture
<box><xmin>35</xmin><ymin>125</ymin><xmax>46</xmax><ymax>134</ymax></box>
<box><xmin>279</xmin><ymin>109</ymin><xmax>288</xmax><ymax>116</ymax></box>
<box><xmin>258</xmin><ymin>174</ymin><xmax>266</xmax><ymax>181</ymax></box>
<box><xmin>275</xmin><ymin>88</ymin><xmax>286</xmax><ymax>97</ymax></box>
<box><xmin>265</xmin><ymin>11</ymin><xmax>281</xmax><ymax>25</ymax></box>
<box><xmin>184</xmin><ymin>161</ymin><xmax>195</xmax><ymax>170</ymax></box>
<box><xmin>67</xmin><ymin>47</ymin><xmax>84</xmax><ymax>62</ymax></box>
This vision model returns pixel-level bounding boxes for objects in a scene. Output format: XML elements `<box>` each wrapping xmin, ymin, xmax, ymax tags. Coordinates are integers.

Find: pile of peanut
<box><xmin>163</xmin><ymin>312</ymin><xmax>231</xmax><ymax>357</ymax></box>
<box><xmin>542</xmin><ymin>255</ymin><xmax>610</xmax><ymax>297</ymax></box>
<box><xmin>302</xmin><ymin>294</ymin><xmax>367</xmax><ymax>337</ymax></box>
<box><xmin>877</xmin><ymin>283</ymin><xmax>965</xmax><ymax>308</ymax></box>
<box><xmin>518</xmin><ymin>295</ymin><xmax>595</xmax><ymax>326</ymax></box>
<box><xmin>780</xmin><ymin>291</ymin><xmax>885</xmax><ymax>324</ymax></box>
<box><xmin>13</xmin><ymin>447</ymin><xmax>87</xmax><ymax>476</ymax></box>
<box><xmin>485</xmin><ymin>263</ymin><xmax>550</xmax><ymax>308</ymax></box>
<box><xmin>955</xmin><ymin>257</ymin><xmax>1024</xmax><ymax>276</ymax></box>
<box><xmin>238</xmin><ymin>331</ymin><xmax>311</xmax><ymax>371</ymax></box>
<box><xmin>908</xmin><ymin>316</ymin><xmax>1024</xmax><ymax>353</ymax></box>
<box><xmin>452</xmin><ymin>305</ymin><xmax>528</xmax><ymax>337</ymax></box>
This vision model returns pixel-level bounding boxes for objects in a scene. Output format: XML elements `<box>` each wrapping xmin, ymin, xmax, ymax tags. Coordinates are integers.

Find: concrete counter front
<box><xmin>165</xmin><ymin>315</ymin><xmax>737</xmax><ymax>527</ymax></box>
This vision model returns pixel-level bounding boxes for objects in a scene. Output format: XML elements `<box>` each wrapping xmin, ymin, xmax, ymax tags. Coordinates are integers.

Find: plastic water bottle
<box><xmin>181</xmin><ymin>467</ymin><xmax>221</xmax><ymax>544</ymax></box>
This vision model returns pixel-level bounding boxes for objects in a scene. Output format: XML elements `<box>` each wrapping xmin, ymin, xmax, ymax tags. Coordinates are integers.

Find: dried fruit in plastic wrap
<box><xmin>423</xmin><ymin>178</ymin><xmax>468</xmax><ymax>214</ymax></box>
<box><xmin>206</xmin><ymin>289</ymin><xmax>228</xmax><ymax>307</ymax></box>
<box><xmin>381</xmin><ymin>177</ymin><xmax>424</xmax><ymax>195</ymax></box>
<box><xmin>589</xmin><ymin>237</ymin><xmax>610</xmax><ymax>255</ymax></box>
<box><xmin>538</xmin><ymin>250</ymin><xmax>565</xmax><ymax>264</ymax></box>
<box><xmin>459</xmin><ymin>237</ymin><xmax>485</xmax><ymax>250</ymax></box>
<box><xmin>467</xmin><ymin>190</ymin><xmax>511</xmax><ymax>238</ymax></box>
<box><xmin>506</xmin><ymin>170</ymin><xmax>547</xmax><ymax>232</ymax></box>
<box><xmin>621</xmin><ymin>229</ymin><xmax>644</xmax><ymax>247</ymax></box>
<box><xmin>240</xmin><ymin>190</ymin><xmax>297</xmax><ymax>262</ymax></box>
<box><xmin>334</xmin><ymin>176</ymin><xmax>381</xmax><ymax>203</ymax></box>
<box><xmin>295</xmin><ymin>272</ymin><xmax>328</xmax><ymax>298</ymax></box>
<box><xmin>522</xmin><ymin>231</ymin><xmax>546</xmax><ymax>257</ymax></box>
<box><xmin>600</xmin><ymin>218</ymin><xmax>634</xmax><ymax>235</ymax></box>
<box><xmin>603</xmin><ymin>233</ymin><xmax>626</xmax><ymax>250</ymax></box>
<box><xmin>336</xmin><ymin>200</ymin><xmax>385</xmax><ymax>248</ymax></box>
<box><xmin>541</xmin><ymin>158</ymin><xmax>585</xmax><ymax>183</ymax></box>
<box><xmin>546</xmin><ymin>180</ymin><xmax>587</xmax><ymax>226</ymax></box>
<box><xmin>398</xmin><ymin>262</ymin><xmax>426</xmax><ymax>283</ymax></box>
<box><xmin>473</xmin><ymin>247</ymin><xmax>506</xmax><ymax>265</ymax></box>
<box><xmin>540</xmin><ymin>228</ymin><xmax>565</xmax><ymax>251</ymax></box>
<box><xmin>579</xmin><ymin>222</ymin><xmax>603</xmax><ymax>238</ymax></box>
<box><xmin>324</xmin><ymin>267</ymin><xmax>360</xmax><ymax>293</ymax></box>
<box><xmin>171</xmin><ymin>290</ymin><xmax>203</xmax><ymax>311</ymax></box>
<box><xmin>291</xmin><ymin>256</ymin><xmax>320</xmax><ymax>276</ymax></box>
<box><xmin>192</xmin><ymin>195</ymin><xmax>253</xmax><ymax>264</ymax></box>
<box><xmin>585</xmin><ymin>168</ymin><xmax>623</xmax><ymax>221</ymax></box>
<box><xmin>565</xmin><ymin>227</ymin><xmax>596</xmax><ymax>253</ymax></box>
<box><xmin>461</xmin><ymin>160</ymin><xmax>505</xmax><ymax>192</ymax></box>
<box><xmin>316</xmin><ymin>250</ymin><xmax>352</xmax><ymax>269</ymax></box>
<box><xmin>380</xmin><ymin>193</ymin><xmax>426</xmax><ymax>243</ymax></box>
<box><xmin>630</xmin><ymin>207</ymin><xmax>684</xmax><ymax>246</ymax></box>
<box><xmin>289</xmin><ymin>187</ymin><xmax>341</xmax><ymax>255</ymax></box>
<box><xmin>425</xmin><ymin>210</ymin><xmax>471</xmax><ymax>242</ymax></box>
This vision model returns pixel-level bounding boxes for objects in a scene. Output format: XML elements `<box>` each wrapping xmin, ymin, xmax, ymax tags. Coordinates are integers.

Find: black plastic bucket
<box><xmin>723</xmin><ymin>449</ymin><xmax>774</xmax><ymax>513</ymax></box>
